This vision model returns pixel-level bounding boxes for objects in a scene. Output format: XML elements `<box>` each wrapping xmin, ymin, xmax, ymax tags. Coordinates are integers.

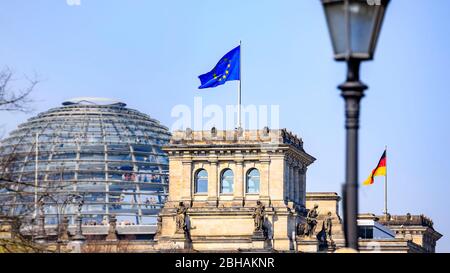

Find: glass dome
<box><xmin>0</xmin><ymin>98</ymin><xmax>171</xmax><ymax>226</ymax></box>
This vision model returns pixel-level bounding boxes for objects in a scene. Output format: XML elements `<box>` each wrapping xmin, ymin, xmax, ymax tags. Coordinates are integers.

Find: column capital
<box><xmin>181</xmin><ymin>158</ymin><xmax>192</xmax><ymax>165</ymax></box>
<box><xmin>208</xmin><ymin>158</ymin><xmax>218</xmax><ymax>164</ymax></box>
<box><xmin>300</xmin><ymin>165</ymin><xmax>308</xmax><ymax>174</ymax></box>
<box><xmin>260</xmin><ymin>158</ymin><xmax>271</xmax><ymax>164</ymax></box>
<box><xmin>286</xmin><ymin>154</ymin><xmax>295</xmax><ymax>166</ymax></box>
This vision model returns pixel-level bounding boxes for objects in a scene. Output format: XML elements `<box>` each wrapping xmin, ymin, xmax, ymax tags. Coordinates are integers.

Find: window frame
<box><xmin>220</xmin><ymin>168</ymin><xmax>234</xmax><ymax>194</ymax></box>
<box><xmin>194</xmin><ymin>169</ymin><xmax>208</xmax><ymax>194</ymax></box>
<box><xmin>246</xmin><ymin>168</ymin><xmax>260</xmax><ymax>194</ymax></box>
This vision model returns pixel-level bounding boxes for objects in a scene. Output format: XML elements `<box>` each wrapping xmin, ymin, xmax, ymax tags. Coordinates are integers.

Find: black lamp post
<box><xmin>320</xmin><ymin>0</ymin><xmax>390</xmax><ymax>250</ymax></box>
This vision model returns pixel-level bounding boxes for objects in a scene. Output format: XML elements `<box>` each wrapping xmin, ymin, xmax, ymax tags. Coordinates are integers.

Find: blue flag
<box><xmin>198</xmin><ymin>45</ymin><xmax>240</xmax><ymax>89</ymax></box>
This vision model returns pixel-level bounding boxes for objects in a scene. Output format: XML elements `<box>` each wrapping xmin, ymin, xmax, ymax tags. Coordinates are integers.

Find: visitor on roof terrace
<box><xmin>155</xmin><ymin>175</ymin><xmax>161</xmax><ymax>183</ymax></box>
<box><xmin>150</xmin><ymin>197</ymin><xmax>157</xmax><ymax>209</ymax></box>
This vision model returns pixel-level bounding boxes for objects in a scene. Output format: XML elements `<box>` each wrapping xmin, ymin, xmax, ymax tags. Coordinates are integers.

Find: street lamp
<box><xmin>320</xmin><ymin>0</ymin><xmax>390</xmax><ymax>251</ymax></box>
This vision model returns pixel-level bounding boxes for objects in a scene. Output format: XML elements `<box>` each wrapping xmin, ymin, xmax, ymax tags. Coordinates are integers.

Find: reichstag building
<box><xmin>0</xmin><ymin>98</ymin><xmax>442</xmax><ymax>253</ymax></box>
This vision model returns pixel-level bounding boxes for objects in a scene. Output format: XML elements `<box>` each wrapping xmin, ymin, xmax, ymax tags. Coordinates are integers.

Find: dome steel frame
<box><xmin>0</xmin><ymin>100</ymin><xmax>171</xmax><ymax>226</ymax></box>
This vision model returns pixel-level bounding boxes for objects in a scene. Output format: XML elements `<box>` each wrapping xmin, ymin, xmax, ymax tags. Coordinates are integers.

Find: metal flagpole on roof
<box><xmin>384</xmin><ymin>145</ymin><xmax>388</xmax><ymax>216</ymax></box>
<box><xmin>237</xmin><ymin>40</ymin><xmax>242</xmax><ymax>129</ymax></box>
<box><xmin>34</xmin><ymin>132</ymin><xmax>39</xmax><ymax>219</ymax></box>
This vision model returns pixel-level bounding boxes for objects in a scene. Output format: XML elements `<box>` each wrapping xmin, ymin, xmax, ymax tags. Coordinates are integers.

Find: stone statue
<box><xmin>324</xmin><ymin>211</ymin><xmax>333</xmax><ymax>243</ymax></box>
<box><xmin>252</xmin><ymin>201</ymin><xmax>266</xmax><ymax>232</ymax></box>
<box><xmin>305</xmin><ymin>204</ymin><xmax>319</xmax><ymax>237</ymax></box>
<box><xmin>10</xmin><ymin>218</ymin><xmax>21</xmax><ymax>239</ymax></box>
<box><xmin>406</xmin><ymin>213</ymin><xmax>412</xmax><ymax>221</ymax></box>
<box><xmin>176</xmin><ymin>202</ymin><xmax>188</xmax><ymax>233</ymax></box>
<box><xmin>156</xmin><ymin>215</ymin><xmax>162</xmax><ymax>236</ymax></box>
<box><xmin>185</xmin><ymin>128</ymin><xmax>193</xmax><ymax>138</ymax></box>
<box><xmin>77</xmin><ymin>199</ymin><xmax>84</xmax><ymax>215</ymax></box>
<box><xmin>384</xmin><ymin>212</ymin><xmax>392</xmax><ymax>221</ymax></box>
<box><xmin>37</xmin><ymin>198</ymin><xmax>45</xmax><ymax>216</ymax></box>
<box><xmin>106</xmin><ymin>215</ymin><xmax>118</xmax><ymax>241</ymax></box>
<box><xmin>236</xmin><ymin>127</ymin><xmax>244</xmax><ymax>137</ymax></box>
<box><xmin>296</xmin><ymin>221</ymin><xmax>306</xmax><ymax>237</ymax></box>
<box><xmin>59</xmin><ymin>216</ymin><xmax>70</xmax><ymax>241</ymax></box>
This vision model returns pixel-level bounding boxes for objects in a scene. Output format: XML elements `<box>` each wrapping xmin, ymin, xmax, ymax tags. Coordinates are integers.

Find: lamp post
<box><xmin>320</xmin><ymin>0</ymin><xmax>390</xmax><ymax>250</ymax></box>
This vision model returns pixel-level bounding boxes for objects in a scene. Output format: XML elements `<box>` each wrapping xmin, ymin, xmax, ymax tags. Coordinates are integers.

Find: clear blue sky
<box><xmin>1</xmin><ymin>0</ymin><xmax>449</xmax><ymax>252</ymax></box>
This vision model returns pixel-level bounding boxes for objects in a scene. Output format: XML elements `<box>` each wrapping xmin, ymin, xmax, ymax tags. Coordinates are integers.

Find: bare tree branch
<box><xmin>0</xmin><ymin>67</ymin><xmax>39</xmax><ymax>113</ymax></box>
<box><xmin>0</xmin><ymin>66</ymin><xmax>43</xmax><ymax>252</ymax></box>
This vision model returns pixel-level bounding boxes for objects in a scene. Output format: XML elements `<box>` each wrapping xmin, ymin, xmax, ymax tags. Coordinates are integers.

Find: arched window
<box><xmin>195</xmin><ymin>169</ymin><xmax>208</xmax><ymax>193</ymax></box>
<box><xmin>246</xmin><ymin>168</ymin><xmax>260</xmax><ymax>193</ymax></box>
<box><xmin>220</xmin><ymin>169</ymin><xmax>234</xmax><ymax>194</ymax></box>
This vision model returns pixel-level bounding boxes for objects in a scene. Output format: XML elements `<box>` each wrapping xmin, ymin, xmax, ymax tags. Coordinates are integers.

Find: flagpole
<box><xmin>34</xmin><ymin>132</ymin><xmax>39</xmax><ymax>220</ymax></box>
<box><xmin>384</xmin><ymin>145</ymin><xmax>388</xmax><ymax>216</ymax></box>
<box><xmin>237</xmin><ymin>40</ymin><xmax>242</xmax><ymax>129</ymax></box>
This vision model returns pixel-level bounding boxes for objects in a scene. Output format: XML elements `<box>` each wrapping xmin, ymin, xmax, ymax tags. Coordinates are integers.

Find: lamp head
<box><xmin>321</xmin><ymin>0</ymin><xmax>390</xmax><ymax>61</ymax></box>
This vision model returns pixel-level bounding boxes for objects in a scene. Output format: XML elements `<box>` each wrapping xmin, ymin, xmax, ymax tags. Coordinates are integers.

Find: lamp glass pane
<box><xmin>349</xmin><ymin>1</ymin><xmax>378</xmax><ymax>56</ymax></box>
<box><xmin>324</xmin><ymin>2</ymin><xmax>347</xmax><ymax>56</ymax></box>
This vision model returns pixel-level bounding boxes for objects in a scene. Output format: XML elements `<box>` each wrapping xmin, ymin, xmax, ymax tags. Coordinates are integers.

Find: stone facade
<box><xmin>377</xmin><ymin>214</ymin><xmax>442</xmax><ymax>253</ymax></box>
<box><xmin>4</xmin><ymin>127</ymin><xmax>441</xmax><ymax>253</ymax></box>
<box><xmin>305</xmin><ymin>192</ymin><xmax>442</xmax><ymax>253</ymax></box>
<box><xmin>154</xmin><ymin>128</ymin><xmax>443</xmax><ymax>253</ymax></box>
<box><xmin>303</xmin><ymin>192</ymin><xmax>345</xmax><ymax>251</ymax></box>
<box><xmin>1</xmin><ymin>192</ymin><xmax>441</xmax><ymax>253</ymax></box>
<box><xmin>155</xmin><ymin>128</ymin><xmax>315</xmax><ymax>252</ymax></box>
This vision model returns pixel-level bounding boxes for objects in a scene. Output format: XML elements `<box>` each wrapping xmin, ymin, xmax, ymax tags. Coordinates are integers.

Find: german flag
<box><xmin>363</xmin><ymin>150</ymin><xmax>387</xmax><ymax>186</ymax></box>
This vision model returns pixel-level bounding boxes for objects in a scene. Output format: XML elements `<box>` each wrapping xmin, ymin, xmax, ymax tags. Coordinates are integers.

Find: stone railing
<box><xmin>169</xmin><ymin>127</ymin><xmax>304</xmax><ymax>150</ymax></box>
<box><xmin>378</xmin><ymin>214</ymin><xmax>434</xmax><ymax>229</ymax></box>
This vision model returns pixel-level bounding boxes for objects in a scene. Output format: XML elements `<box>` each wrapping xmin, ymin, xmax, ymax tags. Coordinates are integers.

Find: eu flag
<box><xmin>198</xmin><ymin>45</ymin><xmax>240</xmax><ymax>89</ymax></box>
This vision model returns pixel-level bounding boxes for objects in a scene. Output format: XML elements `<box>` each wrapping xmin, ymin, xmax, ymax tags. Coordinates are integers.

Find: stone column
<box><xmin>298</xmin><ymin>164</ymin><xmax>304</xmax><ymax>205</ymax></box>
<box><xmin>284</xmin><ymin>159</ymin><xmax>289</xmax><ymax>202</ymax></box>
<box><xmin>288</xmin><ymin>163</ymin><xmax>294</xmax><ymax>202</ymax></box>
<box><xmin>233</xmin><ymin>155</ymin><xmax>244</xmax><ymax>207</ymax></box>
<box><xmin>181</xmin><ymin>153</ymin><xmax>192</xmax><ymax>205</ymax></box>
<box><xmin>260</xmin><ymin>155</ymin><xmax>271</xmax><ymax>204</ymax></box>
<box><xmin>293</xmin><ymin>165</ymin><xmax>299</xmax><ymax>205</ymax></box>
<box><xmin>207</xmin><ymin>158</ymin><xmax>218</xmax><ymax>207</ymax></box>
<box><xmin>300</xmin><ymin>167</ymin><xmax>307</xmax><ymax>207</ymax></box>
